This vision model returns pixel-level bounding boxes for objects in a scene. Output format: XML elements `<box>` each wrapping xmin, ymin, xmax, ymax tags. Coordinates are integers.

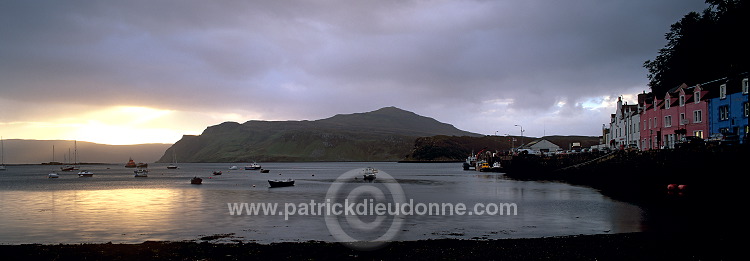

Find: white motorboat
<box><xmin>245</xmin><ymin>162</ymin><xmax>261</xmax><ymax>170</ymax></box>
<box><xmin>77</xmin><ymin>170</ymin><xmax>94</xmax><ymax>177</ymax></box>
<box><xmin>48</xmin><ymin>171</ymin><xmax>59</xmax><ymax>178</ymax></box>
<box><xmin>134</xmin><ymin>168</ymin><xmax>149</xmax><ymax>177</ymax></box>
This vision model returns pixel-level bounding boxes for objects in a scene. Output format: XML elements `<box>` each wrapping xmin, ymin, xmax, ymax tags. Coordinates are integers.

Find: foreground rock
<box><xmin>2</xmin><ymin>232</ymin><xmax>736</xmax><ymax>260</ymax></box>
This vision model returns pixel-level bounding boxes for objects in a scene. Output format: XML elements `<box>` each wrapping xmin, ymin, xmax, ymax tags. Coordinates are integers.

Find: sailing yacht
<box><xmin>167</xmin><ymin>150</ymin><xmax>178</xmax><ymax>169</ymax></box>
<box><xmin>0</xmin><ymin>137</ymin><xmax>6</xmax><ymax>171</ymax></box>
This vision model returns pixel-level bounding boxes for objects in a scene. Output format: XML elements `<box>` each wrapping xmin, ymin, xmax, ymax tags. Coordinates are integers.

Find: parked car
<box><xmin>675</xmin><ymin>136</ymin><xmax>705</xmax><ymax>149</ymax></box>
<box><xmin>708</xmin><ymin>133</ymin><xmax>738</xmax><ymax>146</ymax></box>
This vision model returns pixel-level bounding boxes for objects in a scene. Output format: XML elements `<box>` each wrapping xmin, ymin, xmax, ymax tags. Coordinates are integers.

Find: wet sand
<box><xmin>1</xmin><ymin>232</ymin><xmax>735</xmax><ymax>260</ymax></box>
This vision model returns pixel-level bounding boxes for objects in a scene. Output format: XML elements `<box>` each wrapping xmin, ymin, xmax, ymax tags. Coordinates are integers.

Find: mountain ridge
<box><xmin>158</xmin><ymin>107</ymin><xmax>482</xmax><ymax>162</ymax></box>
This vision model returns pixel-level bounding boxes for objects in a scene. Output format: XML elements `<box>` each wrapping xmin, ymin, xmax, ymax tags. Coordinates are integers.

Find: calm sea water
<box><xmin>0</xmin><ymin>162</ymin><xmax>645</xmax><ymax>244</ymax></box>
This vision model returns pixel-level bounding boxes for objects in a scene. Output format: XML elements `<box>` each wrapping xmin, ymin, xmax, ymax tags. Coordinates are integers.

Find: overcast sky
<box><xmin>0</xmin><ymin>0</ymin><xmax>709</xmax><ymax>145</ymax></box>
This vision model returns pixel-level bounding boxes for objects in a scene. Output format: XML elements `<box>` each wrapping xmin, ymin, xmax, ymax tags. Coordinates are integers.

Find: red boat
<box><xmin>125</xmin><ymin>158</ymin><xmax>137</xmax><ymax>168</ymax></box>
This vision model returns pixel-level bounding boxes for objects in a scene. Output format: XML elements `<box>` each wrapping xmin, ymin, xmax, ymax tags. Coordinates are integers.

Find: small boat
<box><xmin>0</xmin><ymin>137</ymin><xmax>6</xmax><ymax>171</ymax></box>
<box><xmin>362</xmin><ymin>167</ymin><xmax>377</xmax><ymax>180</ymax></box>
<box><xmin>260</xmin><ymin>169</ymin><xmax>270</xmax><ymax>173</ymax></box>
<box><xmin>48</xmin><ymin>171</ymin><xmax>59</xmax><ymax>178</ymax></box>
<box><xmin>137</xmin><ymin>162</ymin><xmax>148</xmax><ymax>168</ymax></box>
<box><xmin>167</xmin><ymin>150</ymin><xmax>178</xmax><ymax>169</ymax></box>
<box><xmin>134</xmin><ymin>168</ymin><xmax>149</xmax><ymax>177</ymax></box>
<box><xmin>191</xmin><ymin>177</ymin><xmax>203</xmax><ymax>184</ymax></box>
<box><xmin>77</xmin><ymin>170</ymin><xmax>94</xmax><ymax>177</ymax></box>
<box><xmin>489</xmin><ymin>162</ymin><xmax>503</xmax><ymax>172</ymax></box>
<box><xmin>213</xmin><ymin>171</ymin><xmax>222</xmax><ymax>175</ymax></box>
<box><xmin>125</xmin><ymin>158</ymin><xmax>137</xmax><ymax>168</ymax></box>
<box><xmin>229</xmin><ymin>166</ymin><xmax>238</xmax><ymax>170</ymax></box>
<box><xmin>61</xmin><ymin>165</ymin><xmax>78</xmax><ymax>171</ymax></box>
<box><xmin>245</xmin><ymin>162</ymin><xmax>261</xmax><ymax>170</ymax></box>
<box><xmin>268</xmin><ymin>179</ymin><xmax>294</xmax><ymax>188</ymax></box>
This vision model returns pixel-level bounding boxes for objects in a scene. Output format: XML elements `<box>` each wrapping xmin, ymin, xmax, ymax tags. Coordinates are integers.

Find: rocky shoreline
<box><xmin>1</xmin><ymin>232</ymin><xmax>735</xmax><ymax>260</ymax></box>
<box><xmin>0</xmin><ymin>232</ymin><xmax>739</xmax><ymax>261</ymax></box>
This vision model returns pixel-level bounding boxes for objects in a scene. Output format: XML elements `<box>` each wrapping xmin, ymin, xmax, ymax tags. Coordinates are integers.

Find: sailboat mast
<box><xmin>74</xmin><ymin>140</ymin><xmax>78</xmax><ymax>166</ymax></box>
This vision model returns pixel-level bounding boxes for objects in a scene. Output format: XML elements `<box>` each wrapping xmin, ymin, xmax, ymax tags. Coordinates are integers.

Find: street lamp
<box><xmin>515</xmin><ymin>124</ymin><xmax>524</xmax><ymax>148</ymax></box>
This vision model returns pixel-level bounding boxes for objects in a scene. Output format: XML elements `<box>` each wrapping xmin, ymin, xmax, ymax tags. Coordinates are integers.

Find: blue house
<box><xmin>706</xmin><ymin>73</ymin><xmax>749</xmax><ymax>143</ymax></box>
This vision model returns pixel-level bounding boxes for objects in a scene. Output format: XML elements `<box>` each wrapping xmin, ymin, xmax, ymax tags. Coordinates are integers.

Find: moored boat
<box><xmin>213</xmin><ymin>171</ymin><xmax>222</xmax><ymax>175</ymax></box>
<box><xmin>362</xmin><ymin>167</ymin><xmax>377</xmax><ymax>180</ymax></box>
<box><xmin>191</xmin><ymin>177</ymin><xmax>203</xmax><ymax>184</ymax></box>
<box><xmin>260</xmin><ymin>169</ymin><xmax>270</xmax><ymax>173</ymax></box>
<box><xmin>125</xmin><ymin>158</ymin><xmax>137</xmax><ymax>168</ymax></box>
<box><xmin>134</xmin><ymin>168</ymin><xmax>149</xmax><ymax>177</ymax></box>
<box><xmin>268</xmin><ymin>179</ymin><xmax>294</xmax><ymax>188</ymax></box>
<box><xmin>245</xmin><ymin>162</ymin><xmax>261</xmax><ymax>170</ymax></box>
<box><xmin>229</xmin><ymin>166</ymin><xmax>238</xmax><ymax>170</ymax></box>
<box><xmin>48</xmin><ymin>171</ymin><xmax>59</xmax><ymax>178</ymax></box>
<box><xmin>77</xmin><ymin>170</ymin><xmax>94</xmax><ymax>177</ymax></box>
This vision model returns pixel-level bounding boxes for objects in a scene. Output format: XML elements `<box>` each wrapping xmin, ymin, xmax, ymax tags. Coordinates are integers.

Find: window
<box><xmin>719</xmin><ymin>106</ymin><xmax>730</xmax><ymax>121</ymax></box>
<box><xmin>694</xmin><ymin>91</ymin><xmax>701</xmax><ymax>103</ymax></box>
<box><xmin>664</xmin><ymin>115</ymin><xmax>672</xmax><ymax>127</ymax></box>
<box><xmin>654</xmin><ymin>117</ymin><xmax>658</xmax><ymax>128</ymax></box>
<box><xmin>745</xmin><ymin>102</ymin><xmax>749</xmax><ymax>118</ymax></box>
<box><xmin>679</xmin><ymin>95</ymin><xmax>685</xmax><ymax>106</ymax></box>
<box><xmin>720</xmin><ymin>84</ymin><xmax>727</xmax><ymax>99</ymax></box>
<box><xmin>665</xmin><ymin>98</ymin><xmax>670</xmax><ymax>109</ymax></box>
<box><xmin>693</xmin><ymin>110</ymin><xmax>702</xmax><ymax>123</ymax></box>
<box><xmin>680</xmin><ymin>113</ymin><xmax>686</xmax><ymax>125</ymax></box>
<box><xmin>743</xmin><ymin>78</ymin><xmax>748</xmax><ymax>94</ymax></box>
<box><xmin>693</xmin><ymin>130</ymin><xmax>703</xmax><ymax>139</ymax></box>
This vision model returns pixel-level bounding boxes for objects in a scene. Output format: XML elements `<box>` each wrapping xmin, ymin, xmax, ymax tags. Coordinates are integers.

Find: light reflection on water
<box><xmin>0</xmin><ymin>162</ymin><xmax>645</xmax><ymax>244</ymax></box>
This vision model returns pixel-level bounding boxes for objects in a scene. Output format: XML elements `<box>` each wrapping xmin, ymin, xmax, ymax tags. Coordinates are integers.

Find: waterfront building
<box><xmin>639</xmin><ymin>83</ymin><xmax>709</xmax><ymax>149</ymax></box>
<box><xmin>609</xmin><ymin>96</ymin><xmax>641</xmax><ymax>149</ymax></box>
<box><xmin>521</xmin><ymin>139</ymin><xmax>562</xmax><ymax>154</ymax></box>
<box><xmin>706</xmin><ymin>73</ymin><xmax>749</xmax><ymax>143</ymax></box>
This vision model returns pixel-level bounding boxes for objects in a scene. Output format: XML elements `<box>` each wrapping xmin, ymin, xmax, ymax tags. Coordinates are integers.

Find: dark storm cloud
<box><xmin>1</xmin><ymin>0</ymin><xmax>708</xmax><ymax>136</ymax></box>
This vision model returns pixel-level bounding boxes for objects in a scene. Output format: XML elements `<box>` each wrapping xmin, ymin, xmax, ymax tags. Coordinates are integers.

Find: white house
<box><xmin>609</xmin><ymin>96</ymin><xmax>642</xmax><ymax>149</ymax></box>
<box><xmin>520</xmin><ymin>139</ymin><xmax>562</xmax><ymax>153</ymax></box>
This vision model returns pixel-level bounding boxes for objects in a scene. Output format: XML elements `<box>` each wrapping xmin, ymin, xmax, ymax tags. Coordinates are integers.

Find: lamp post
<box><xmin>515</xmin><ymin>124</ymin><xmax>524</xmax><ymax>148</ymax></box>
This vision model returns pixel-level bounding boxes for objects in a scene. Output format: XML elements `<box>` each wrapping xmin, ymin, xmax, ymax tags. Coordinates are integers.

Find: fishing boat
<box><xmin>213</xmin><ymin>171</ymin><xmax>222</xmax><ymax>175</ymax></box>
<box><xmin>191</xmin><ymin>177</ymin><xmax>203</xmax><ymax>184</ymax></box>
<box><xmin>125</xmin><ymin>158</ymin><xmax>137</xmax><ymax>168</ymax></box>
<box><xmin>77</xmin><ymin>170</ymin><xmax>94</xmax><ymax>177</ymax></box>
<box><xmin>48</xmin><ymin>171</ymin><xmax>59</xmax><ymax>178</ymax></box>
<box><xmin>268</xmin><ymin>179</ymin><xmax>294</xmax><ymax>188</ymax></box>
<box><xmin>134</xmin><ymin>168</ymin><xmax>149</xmax><ymax>177</ymax></box>
<box><xmin>245</xmin><ymin>162</ymin><xmax>261</xmax><ymax>170</ymax></box>
<box><xmin>362</xmin><ymin>167</ymin><xmax>377</xmax><ymax>181</ymax></box>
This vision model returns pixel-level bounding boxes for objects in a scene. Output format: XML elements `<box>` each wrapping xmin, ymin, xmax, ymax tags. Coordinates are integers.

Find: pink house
<box><xmin>639</xmin><ymin>83</ymin><xmax>709</xmax><ymax>150</ymax></box>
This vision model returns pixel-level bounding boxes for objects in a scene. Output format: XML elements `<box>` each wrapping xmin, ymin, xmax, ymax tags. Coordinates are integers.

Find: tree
<box><xmin>644</xmin><ymin>0</ymin><xmax>749</xmax><ymax>95</ymax></box>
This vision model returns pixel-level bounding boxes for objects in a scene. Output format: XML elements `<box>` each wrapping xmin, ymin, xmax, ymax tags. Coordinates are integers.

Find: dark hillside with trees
<box><xmin>644</xmin><ymin>0</ymin><xmax>748</xmax><ymax>95</ymax></box>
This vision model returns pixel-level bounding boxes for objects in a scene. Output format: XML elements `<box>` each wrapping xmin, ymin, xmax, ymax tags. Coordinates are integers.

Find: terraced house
<box><xmin>707</xmin><ymin>74</ymin><xmax>749</xmax><ymax>141</ymax></box>
<box><xmin>632</xmin><ymin>73</ymin><xmax>748</xmax><ymax>150</ymax></box>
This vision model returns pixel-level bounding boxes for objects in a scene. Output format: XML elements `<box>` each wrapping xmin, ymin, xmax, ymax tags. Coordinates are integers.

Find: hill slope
<box><xmin>158</xmin><ymin>107</ymin><xmax>482</xmax><ymax>162</ymax></box>
<box><xmin>1</xmin><ymin>140</ymin><xmax>171</xmax><ymax>164</ymax></box>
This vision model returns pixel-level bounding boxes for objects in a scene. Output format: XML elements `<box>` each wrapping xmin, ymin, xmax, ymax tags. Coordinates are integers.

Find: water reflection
<box><xmin>0</xmin><ymin>163</ymin><xmax>646</xmax><ymax>244</ymax></box>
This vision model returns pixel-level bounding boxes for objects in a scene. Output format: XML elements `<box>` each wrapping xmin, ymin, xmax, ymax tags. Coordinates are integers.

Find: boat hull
<box><xmin>268</xmin><ymin>179</ymin><xmax>294</xmax><ymax>188</ymax></box>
